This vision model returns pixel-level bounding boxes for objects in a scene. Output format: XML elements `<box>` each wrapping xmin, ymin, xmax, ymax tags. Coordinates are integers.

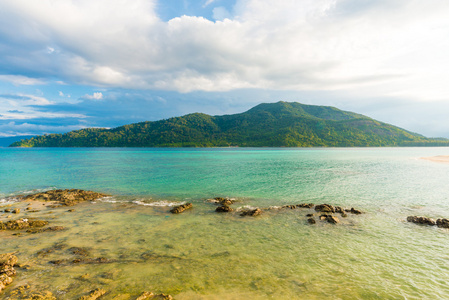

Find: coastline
<box><xmin>421</xmin><ymin>155</ymin><xmax>449</xmax><ymax>164</ymax></box>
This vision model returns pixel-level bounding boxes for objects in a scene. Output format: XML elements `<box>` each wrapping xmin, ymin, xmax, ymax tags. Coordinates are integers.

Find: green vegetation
<box><xmin>9</xmin><ymin>101</ymin><xmax>449</xmax><ymax>147</ymax></box>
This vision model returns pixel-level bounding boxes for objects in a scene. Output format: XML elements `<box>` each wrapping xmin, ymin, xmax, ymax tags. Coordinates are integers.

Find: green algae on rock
<box><xmin>22</xmin><ymin>189</ymin><xmax>109</xmax><ymax>206</ymax></box>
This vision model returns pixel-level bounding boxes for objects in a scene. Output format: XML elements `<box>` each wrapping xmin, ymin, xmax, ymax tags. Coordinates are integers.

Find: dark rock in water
<box><xmin>23</xmin><ymin>189</ymin><xmax>109</xmax><ymax>206</ymax></box>
<box><xmin>136</xmin><ymin>292</ymin><xmax>173</xmax><ymax>300</ymax></box>
<box><xmin>69</xmin><ymin>247</ymin><xmax>90</xmax><ymax>257</ymax></box>
<box><xmin>240</xmin><ymin>208</ymin><xmax>262</xmax><ymax>217</ymax></box>
<box><xmin>340</xmin><ymin>212</ymin><xmax>348</xmax><ymax>218</ymax></box>
<box><xmin>307</xmin><ymin>218</ymin><xmax>316</xmax><ymax>224</ymax></box>
<box><xmin>319</xmin><ymin>215</ymin><xmax>328</xmax><ymax>221</ymax></box>
<box><xmin>78</xmin><ymin>288</ymin><xmax>106</xmax><ymax>300</ymax></box>
<box><xmin>4</xmin><ymin>209</ymin><xmax>11</xmax><ymax>213</ymax></box>
<box><xmin>306</xmin><ymin>213</ymin><xmax>314</xmax><ymax>217</ymax></box>
<box><xmin>437</xmin><ymin>218</ymin><xmax>449</xmax><ymax>228</ymax></box>
<box><xmin>315</xmin><ymin>204</ymin><xmax>335</xmax><ymax>213</ymax></box>
<box><xmin>207</xmin><ymin>197</ymin><xmax>235</xmax><ymax>205</ymax></box>
<box><xmin>12</xmin><ymin>209</ymin><xmax>20</xmax><ymax>214</ymax></box>
<box><xmin>170</xmin><ymin>203</ymin><xmax>193</xmax><ymax>214</ymax></box>
<box><xmin>407</xmin><ymin>216</ymin><xmax>436</xmax><ymax>226</ymax></box>
<box><xmin>282</xmin><ymin>205</ymin><xmax>297</xmax><ymax>209</ymax></box>
<box><xmin>297</xmin><ymin>203</ymin><xmax>315</xmax><ymax>208</ymax></box>
<box><xmin>0</xmin><ymin>219</ymin><xmax>49</xmax><ymax>231</ymax></box>
<box><xmin>349</xmin><ymin>208</ymin><xmax>363</xmax><ymax>215</ymax></box>
<box><xmin>216</xmin><ymin>205</ymin><xmax>234</xmax><ymax>213</ymax></box>
<box><xmin>326</xmin><ymin>215</ymin><xmax>340</xmax><ymax>224</ymax></box>
<box><xmin>334</xmin><ymin>206</ymin><xmax>344</xmax><ymax>214</ymax></box>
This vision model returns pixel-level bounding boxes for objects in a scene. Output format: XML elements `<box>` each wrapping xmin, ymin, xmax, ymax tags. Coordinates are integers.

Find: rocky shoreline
<box><xmin>1</xmin><ymin>189</ymin><xmax>449</xmax><ymax>299</ymax></box>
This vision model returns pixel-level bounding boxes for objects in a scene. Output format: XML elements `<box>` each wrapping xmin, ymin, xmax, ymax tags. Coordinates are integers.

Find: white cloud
<box><xmin>0</xmin><ymin>122</ymin><xmax>86</xmax><ymax>137</ymax></box>
<box><xmin>0</xmin><ymin>75</ymin><xmax>45</xmax><ymax>86</ymax></box>
<box><xmin>0</xmin><ymin>0</ymin><xmax>449</xmax><ymax>102</ymax></box>
<box><xmin>82</xmin><ymin>92</ymin><xmax>104</xmax><ymax>100</ymax></box>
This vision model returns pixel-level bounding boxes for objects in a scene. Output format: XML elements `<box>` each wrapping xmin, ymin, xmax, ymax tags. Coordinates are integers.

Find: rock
<box><xmin>437</xmin><ymin>218</ymin><xmax>449</xmax><ymax>228</ymax></box>
<box><xmin>69</xmin><ymin>247</ymin><xmax>91</xmax><ymax>257</ymax></box>
<box><xmin>12</xmin><ymin>209</ymin><xmax>20</xmax><ymax>214</ymax></box>
<box><xmin>315</xmin><ymin>204</ymin><xmax>335</xmax><ymax>213</ymax></box>
<box><xmin>23</xmin><ymin>189</ymin><xmax>109</xmax><ymax>206</ymax></box>
<box><xmin>0</xmin><ymin>253</ymin><xmax>18</xmax><ymax>268</ymax></box>
<box><xmin>136</xmin><ymin>292</ymin><xmax>173</xmax><ymax>300</ymax></box>
<box><xmin>326</xmin><ymin>215</ymin><xmax>340</xmax><ymax>224</ymax></box>
<box><xmin>307</xmin><ymin>218</ymin><xmax>316</xmax><ymax>224</ymax></box>
<box><xmin>407</xmin><ymin>216</ymin><xmax>436</xmax><ymax>226</ymax></box>
<box><xmin>340</xmin><ymin>212</ymin><xmax>348</xmax><ymax>218</ymax></box>
<box><xmin>0</xmin><ymin>219</ymin><xmax>49</xmax><ymax>231</ymax></box>
<box><xmin>78</xmin><ymin>288</ymin><xmax>107</xmax><ymax>300</ymax></box>
<box><xmin>334</xmin><ymin>206</ymin><xmax>344</xmax><ymax>214</ymax></box>
<box><xmin>282</xmin><ymin>205</ymin><xmax>297</xmax><ymax>209</ymax></box>
<box><xmin>216</xmin><ymin>205</ymin><xmax>234</xmax><ymax>213</ymax></box>
<box><xmin>207</xmin><ymin>197</ymin><xmax>236</xmax><ymax>205</ymax></box>
<box><xmin>240</xmin><ymin>208</ymin><xmax>262</xmax><ymax>217</ymax></box>
<box><xmin>4</xmin><ymin>209</ymin><xmax>11</xmax><ymax>213</ymax></box>
<box><xmin>68</xmin><ymin>209</ymin><xmax>75</xmax><ymax>212</ymax></box>
<box><xmin>170</xmin><ymin>203</ymin><xmax>193</xmax><ymax>214</ymax></box>
<box><xmin>306</xmin><ymin>213</ymin><xmax>314</xmax><ymax>217</ymax></box>
<box><xmin>346</xmin><ymin>208</ymin><xmax>363</xmax><ymax>215</ymax></box>
<box><xmin>0</xmin><ymin>253</ymin><xmax>18</xmax><ymax>294</ymax></box>
<box><xmin>297</xmin><ymin>203</ymin><xmax>315</xmax><ymax>208</ymax></box>
<box><xmin>319</xmin><ymin>215</ymin><xmax>328</xmax><ymax>221</ymax></box>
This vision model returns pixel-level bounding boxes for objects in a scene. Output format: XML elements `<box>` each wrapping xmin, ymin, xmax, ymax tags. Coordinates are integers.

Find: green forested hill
<box><xmin>9</xmin><ymin>101</ymin><xmax>449</xmax><ymax>147</ymax></box>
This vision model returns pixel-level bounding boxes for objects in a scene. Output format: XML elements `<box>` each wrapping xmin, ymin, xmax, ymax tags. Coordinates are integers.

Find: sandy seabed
<box><xmin>421</xmin><ymin>155</ymin><xmax>449</xmax><ymax>164</ymax></box>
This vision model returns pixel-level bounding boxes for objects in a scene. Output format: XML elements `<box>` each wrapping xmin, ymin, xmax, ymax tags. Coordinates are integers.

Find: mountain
<box><xmin>0</xmin><ymin>135</ymin><xmax>35</xmax><ymax>147</ymax></box>
<box><xmin>9</xmin><ymin>102</ymin><xmax>449</xmax><ymax>147</ymax></box>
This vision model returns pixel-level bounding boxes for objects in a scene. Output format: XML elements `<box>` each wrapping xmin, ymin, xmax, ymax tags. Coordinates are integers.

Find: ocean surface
<box><xmin>1</xmin><ymin>147</ymin><xmax>449</xmax><ymax>299</ymax></box>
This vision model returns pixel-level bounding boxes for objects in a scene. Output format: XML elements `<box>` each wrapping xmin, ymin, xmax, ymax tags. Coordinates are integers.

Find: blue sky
<box><xmin>1</xmin><ymin>0</ymin><xmax>449</xmax><ymax>138</ymax></box>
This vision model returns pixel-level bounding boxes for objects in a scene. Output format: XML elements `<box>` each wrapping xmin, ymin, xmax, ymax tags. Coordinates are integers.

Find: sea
<box><xmin>1</xmin><ymin>147</ymin><xmax>449</xmax><ymax>299</ymax></box>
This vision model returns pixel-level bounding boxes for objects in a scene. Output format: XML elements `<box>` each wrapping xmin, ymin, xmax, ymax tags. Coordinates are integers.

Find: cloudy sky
<box><xmin>1</xmin><ymin>0</ymin><xmax>449</xmax><ymax>138</ymax></box>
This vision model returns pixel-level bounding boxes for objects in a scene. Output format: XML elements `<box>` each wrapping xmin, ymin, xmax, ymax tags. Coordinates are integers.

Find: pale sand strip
<box><xmin>421</xmin><ymin>155</ymin><xmax>449</xmax><ymax>164</ymax></box>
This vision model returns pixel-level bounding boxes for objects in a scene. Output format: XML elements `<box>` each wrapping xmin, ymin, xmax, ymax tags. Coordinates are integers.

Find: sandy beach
<box><xmin>421</xmin><ymin>155</ymin><xmax>449</xmax><ymax>164</ymax></box>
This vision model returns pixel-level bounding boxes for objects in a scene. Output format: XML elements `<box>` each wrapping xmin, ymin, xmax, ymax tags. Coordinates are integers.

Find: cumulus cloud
<box><xmin>0</xmin><ymin>75</ymin><xmax>45</xmax><ymax>86</ymax></box>
<box><xmin>0</xmin><ymin>0</ymin><xmax>448</xmax><ymax>102</ymax></box>
<box><xmin>82</xmin><ymin>92</ymin><xmax>103</xmax><ymax>100</ymax></box>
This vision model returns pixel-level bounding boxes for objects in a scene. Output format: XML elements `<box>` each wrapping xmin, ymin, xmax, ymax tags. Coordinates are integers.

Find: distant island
<box><xmin>9</xmin><ymin>101</ymin><xmax>449</xmax><ymax>147</ymax></box>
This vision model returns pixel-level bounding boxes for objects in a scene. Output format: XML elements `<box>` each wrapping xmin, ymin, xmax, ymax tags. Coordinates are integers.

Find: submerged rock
<box><xmin>136</xmin><ymin>292</ymin><xmax>173</xmax><ymax>300</ymax></box>
<box><xmin>23</xmin><ymin>189</ymin><xmax>109</xmax><ymax>206</ymax></box>
<box><xmin>216</xmin><ymin>205</ymin><xmax>234</xmax><ymax>213</ymax></box>
<box><xmin>0</xmin><ymin>219</ymin><xmax>49</xmax><ymax>231</ymax></box>
<box><xmin>78</xmin><ymin>288</ymin><xmax>106</xmax><ymax>300</ymax></box>
<box><xmin>170</xmin><ymin>203</ymin><xmax>193</xmax><ymax>214</ymax></box>
<box><xmin>407</xmin><ymin>216</ymin><xmax>436</xmax><ymax>226</ymax></box>
<box><xmin>240</xmin><ymin>208</ymin><xmax>262</xmax><ymax>217</ymax></box>
<box><xmin>307</xmin><ymin>218</ymin><xmax>316</xmax><ymax>224</ymax></box>
<box><xmin>207</xmin><ymin>197</ymin><xmax>236</xmax><ymax>205</ymax></box>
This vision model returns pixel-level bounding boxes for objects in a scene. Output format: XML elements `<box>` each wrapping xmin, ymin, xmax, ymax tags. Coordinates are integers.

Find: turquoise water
<box><xmin>1</xmin><ymin>147</ymin><xmax>449</xmax><ymax>299</ymax></box>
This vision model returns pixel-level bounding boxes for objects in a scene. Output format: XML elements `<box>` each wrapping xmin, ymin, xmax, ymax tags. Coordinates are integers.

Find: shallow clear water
<box><xmin>1</xmin><ymin>147</ymin><xmax>449</xmax><ymax>299</ymax></box>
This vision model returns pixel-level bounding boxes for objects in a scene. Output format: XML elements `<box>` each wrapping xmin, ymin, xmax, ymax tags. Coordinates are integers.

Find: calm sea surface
<box><xmin>1</xmin><ymin>147</ymin><xmax>449</xmax><ymax>299</ymax></box>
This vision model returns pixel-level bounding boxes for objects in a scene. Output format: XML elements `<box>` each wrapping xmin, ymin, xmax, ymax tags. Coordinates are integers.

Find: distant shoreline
<box><xmin>421</xmin><ymin>155</ymin><xmax>449</xmax><ymax>164</ymax></box>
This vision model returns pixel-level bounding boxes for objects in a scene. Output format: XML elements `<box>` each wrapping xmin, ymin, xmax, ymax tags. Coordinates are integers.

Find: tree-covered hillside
<box><xmin>9</xmin><ymin>102</ymin><xmax>449</xmax><ymax>147</ymax></box>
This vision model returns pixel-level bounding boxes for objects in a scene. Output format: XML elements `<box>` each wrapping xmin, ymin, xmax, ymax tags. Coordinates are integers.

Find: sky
<box><xmin>1</xmin><ymin>0</ymin><xmax>449</xmax><ymax>138</ymax></box>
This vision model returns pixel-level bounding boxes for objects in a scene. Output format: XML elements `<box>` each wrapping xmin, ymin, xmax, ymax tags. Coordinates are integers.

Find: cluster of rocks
<box><xmin>170</xmin><ymin>203</ymin><xmax>193</xmax><ymax>214</ymax></box>
<box><xmin>21</xmin><ymin>189</ymin><xmax>109</xmax><ymax>206</ymax></box>
<box><xmin>0</xmin><ymin>253</ymin><xmax>18</xmax><ymax>294</ymax></box>
<box><xmin>207</xmin><ymin>197</ymin><xmax>364</xmax><ymax>224</ymax></box>
<box><xmin>407</xmin><ymin>216</ymin><xmax>449</xmax><ymax>228</ymax></box>
<box><xmin>0</xmin><ymin>219</ymin><xmax>48</xmax><ymax>231</ymax></box>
